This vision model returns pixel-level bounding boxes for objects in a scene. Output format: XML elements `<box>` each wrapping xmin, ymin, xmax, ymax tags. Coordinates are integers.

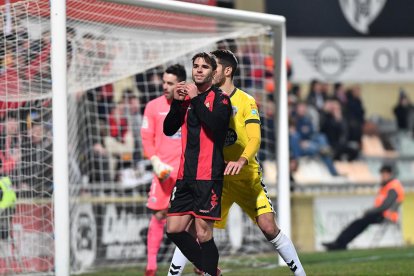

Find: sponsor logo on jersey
<box><xmin>251</xmin><ymin>109</ymin><xmax>258</xmax><ymax>116</ymax></box>
<box><xmin>224</xmin><ymin>128</ymin><xmax>237</xmax><ymax>146</ymax></box>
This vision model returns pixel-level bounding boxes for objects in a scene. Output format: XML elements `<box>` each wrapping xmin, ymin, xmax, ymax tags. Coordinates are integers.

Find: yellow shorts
<box><xmin>214</xmin><ymin>174</ymin><xmax>274</xmax><ymax>229</ymax></box>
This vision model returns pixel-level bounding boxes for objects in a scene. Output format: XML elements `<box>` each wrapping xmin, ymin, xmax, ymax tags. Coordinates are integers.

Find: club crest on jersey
<box><xmin>222</xmin><ymin>98</ymin><xmax>229</xmax><ymax>105</ymax></box>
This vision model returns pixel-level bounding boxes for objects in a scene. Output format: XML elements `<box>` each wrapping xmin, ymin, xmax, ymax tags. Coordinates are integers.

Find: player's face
<box><xmin>213</xmin><ymin>61</ymin><xmax>226</xmax><ymax>87</ymax></box>
<box><xmin>162</xmin><ymin>72</ymin><xmax>179</xmax><ymax>100</ymax></box>
<box><xmin>192</xmin><ymin>57</ymin><xmax>215</xmax><ymax>85</ymax></box>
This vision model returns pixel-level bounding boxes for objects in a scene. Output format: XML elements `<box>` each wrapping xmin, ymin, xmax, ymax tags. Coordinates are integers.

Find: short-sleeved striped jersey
<box><xmin>224</xmin><ymin>88</ymin><xmax>261</xmax><ymax>180</ymax></box>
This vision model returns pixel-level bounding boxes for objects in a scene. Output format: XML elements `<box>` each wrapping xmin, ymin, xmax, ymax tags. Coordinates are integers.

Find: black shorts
<box><xmin>168</xmin><ymin>179</ymin><xmax>222</xmax><ymax>221</ymax></box>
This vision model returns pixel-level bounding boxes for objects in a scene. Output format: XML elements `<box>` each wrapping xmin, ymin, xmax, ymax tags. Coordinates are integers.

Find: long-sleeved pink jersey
<box><xmin>141</xmin><ymin>95</ymin><xmax>182</xmax><ymax>179</ymax></box>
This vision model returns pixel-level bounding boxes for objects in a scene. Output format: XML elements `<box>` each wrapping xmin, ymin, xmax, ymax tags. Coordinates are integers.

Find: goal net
<box><xmin>0</xmin><ymin>0</ymin><xmax>285</xmax><ymax>274</ymax></box>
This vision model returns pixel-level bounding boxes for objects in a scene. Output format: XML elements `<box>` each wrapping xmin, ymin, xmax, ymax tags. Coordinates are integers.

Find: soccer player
<box><xmin>140</xmin><ymin>64</ymin><xmax>187</xmax><ymax>276</ymax></box>
<box><xmin>168</xmin><ymin>49</ymin><xmax>306</xmax><ymax>276</ymax></box>
<box><xmin>163</xmin><ymin>52</ymin><xmax>232</xmax><ymax>276</ymax></box>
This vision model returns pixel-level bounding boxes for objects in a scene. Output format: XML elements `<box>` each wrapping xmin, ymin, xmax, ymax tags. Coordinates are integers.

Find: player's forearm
<box><xmin>241</xmin><ymin>123</ymin><xmax>261</xmax><ymax>162</ymax></box>
<box><xmin>140</xmin><ymin>136</ymin><xmax>157</xmax><ymax>159</ymax></box>
<box><xmin>164</xmin><ymin>100</ymin><xmax>185</xmax><ymax>136</ymax></box>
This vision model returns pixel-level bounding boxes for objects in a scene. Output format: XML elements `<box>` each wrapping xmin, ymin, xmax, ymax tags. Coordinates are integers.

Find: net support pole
<box><xmin>51</xmin><ymin>0</ymin><xmax>69</xmax><ymax>275</ymax></box>
<box><xmin>273</xmin><ymin>24</ymin><xmax>290</xmax><ymax>266</ymax></box>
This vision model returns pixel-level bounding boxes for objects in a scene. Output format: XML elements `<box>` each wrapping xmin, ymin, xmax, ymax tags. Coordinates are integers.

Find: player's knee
<box><xmin>260</xmin><ymin>224</ymin><xmax>278</xmax><ymax>240</ymax></box>
<box><xmin>257</xmin><ymin>216</ymin><xmax>279</xmax><ymax>239</ymax></box>
<box><xmin>153</xmin><ymin>209</ymin><xmax>167</xmax><ymax>220</ymax></box>
<box><xmin>166</xmin><ymin>223</ymin><xmax>179</xmax><ymax>234</ymax></box>
<box><xmin>196</xmin><ymin>229</ymin><xmax>213</xmax><ymax>243</ymax></box>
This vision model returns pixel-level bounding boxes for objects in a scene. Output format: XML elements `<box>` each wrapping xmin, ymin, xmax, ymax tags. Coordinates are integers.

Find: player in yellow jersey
<box><xmin>167</xmin><ymin>50</ymin><xmax>306</xmax><ymax>276</ymax></box>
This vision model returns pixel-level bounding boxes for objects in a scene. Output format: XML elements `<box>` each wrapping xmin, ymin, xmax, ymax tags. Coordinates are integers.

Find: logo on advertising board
<box><xmin>101</xmin><ymin>204</ymin><xmax>148</xmax><ymax>260</ymax></box>
<box><xmin>71</xmin><ymin>204</ymin><xmax>97</xmax><ymax>271</ymax></box>
<box><xmin>339</xmin><ymin>0</ymin><xmax>387</xmax><ymax>34</ymax></box>
<box><xmin>301</xmin><ymin>41</ymin><xmax>359</xmax><ymax>79</ymax></box>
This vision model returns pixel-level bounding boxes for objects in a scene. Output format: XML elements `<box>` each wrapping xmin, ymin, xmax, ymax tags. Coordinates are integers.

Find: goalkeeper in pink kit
<box><xmin>140</xmin><ymin>64</ymin><xmax>187</xmax><ymax>276</ymax></box>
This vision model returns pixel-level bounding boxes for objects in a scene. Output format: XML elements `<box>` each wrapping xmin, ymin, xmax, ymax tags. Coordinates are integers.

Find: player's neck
<box><xmin>220</xmin><ymin>80</ymin><xmax>235</xmax><ymax>95</ymax></box>
<box><xmin>196</xmin><ymin>82</ymin><xmax>212</xmax><ymax>94</ymax></box>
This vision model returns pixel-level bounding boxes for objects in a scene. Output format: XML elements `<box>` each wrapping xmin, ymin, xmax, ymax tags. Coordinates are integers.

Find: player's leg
<box><xmin>146</xmin><ymin>209</ymin><xmax>167</xmax><ymax>275</ymax></box>
<box><xmin>235</xmin><ymin>177</ymin><xmax>306</xmax><ymax>276</ymax></box>
<box><xmin>166</xmin><ymin>215</ymin><xmax>203</xmax><ymax>271</ymax></box>
<box><xmin>166</xmin><ymin>180</ymin><xmax>204</xmax><ymax>270</ymax></box>
<box><xmin>195</xmin><ymin>218</ymin><xmax>218</xmax><ymax>276</ymax></box>
<box><xmin>256</xmin><ymin>212</ymin><xmax>306</xmax><ymax>276</ymax></box>
<box><xmin>168</xmin><ymin>219</ymin><xmax>196</xmax><ymax>276</ymax></box>
<box><xmin>146</xmin><ymin>177</ymin><xmax>175</xmax><ymax>275</ymax></box>
<box><xmin>168</xmin><ymin>246</ymin><xmax>188</xmax><ymax>276</ymax></box>
<box><xmin>192</xmin><ymin>180</ymin><xmax>223</xmax><ymax>276</ymax></box>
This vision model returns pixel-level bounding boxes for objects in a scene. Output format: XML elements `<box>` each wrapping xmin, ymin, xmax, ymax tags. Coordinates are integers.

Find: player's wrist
<box><xmin>239</xmin><ymin>156</ymin><xmax>248</xmax><ymax>165</ymax></box>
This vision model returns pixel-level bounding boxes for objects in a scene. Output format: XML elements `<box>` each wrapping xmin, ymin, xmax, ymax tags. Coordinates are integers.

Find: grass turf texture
<box><xmin>80</xmin><ymin>246</ymin><xmax>414</xmax><ymax>275</ymax></box>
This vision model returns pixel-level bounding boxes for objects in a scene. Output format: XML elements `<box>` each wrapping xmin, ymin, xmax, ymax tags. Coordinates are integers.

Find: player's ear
<box><xmin>225</xmin><ymin>66</ymin><xmax>232</xmax><ymax>77</ymax></box>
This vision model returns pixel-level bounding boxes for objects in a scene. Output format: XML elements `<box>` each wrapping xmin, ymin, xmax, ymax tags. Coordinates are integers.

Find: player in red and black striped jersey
<box><xmin>163</xmin><ymin>52</ymin><xmax>232</xmax><ymax>276</ymax></box>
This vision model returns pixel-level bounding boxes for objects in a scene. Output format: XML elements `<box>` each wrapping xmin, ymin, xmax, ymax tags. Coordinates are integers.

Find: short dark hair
<box><xmin>165</xmin><ymin>63</ymin><xmax>187</xmax><ymax>82</ymax></box>
<box><xmin>192</xmin><ymin>52</ymin><xmax>217</xmax><ymax>71</ymax></box>
<box><xmin>211</xmin><ymin>49</ymin><xmax>238</xmax><ymax>80</ymax></box>
<box><xmin>380</xmin><ymin>164</ymin><xmax>393</xmax><ymax>174</ymax></box>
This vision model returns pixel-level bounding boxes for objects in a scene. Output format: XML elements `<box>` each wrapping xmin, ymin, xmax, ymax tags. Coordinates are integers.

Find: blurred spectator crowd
<box><xmin>1</xmin><ymin>19</ymin><xmax>414</xmax><ymax>198</ymax></box>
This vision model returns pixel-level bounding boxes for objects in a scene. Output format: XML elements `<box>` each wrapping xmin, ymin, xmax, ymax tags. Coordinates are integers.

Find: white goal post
<box><xmin>50</xmin><ymin>0</ymin><xmax>289</xmax><ymax>275</ymax></box>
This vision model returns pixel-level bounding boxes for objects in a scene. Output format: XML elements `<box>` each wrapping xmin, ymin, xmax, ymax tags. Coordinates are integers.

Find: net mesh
<box><xmin>0</xmin><ymin>0</ymin><xmax>278</xmax><ymax>273</ymax></box>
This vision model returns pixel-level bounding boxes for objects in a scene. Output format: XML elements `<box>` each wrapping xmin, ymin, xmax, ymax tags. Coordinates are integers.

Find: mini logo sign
<box><xmin>301</xmin><ymin>41</ymin><xmax>359</xmax><ymax>79</ymax></box>
<box><xmin>339</xmin><ymin>0</ymin><xmax>387</xmax><ymax>34</ymax></box>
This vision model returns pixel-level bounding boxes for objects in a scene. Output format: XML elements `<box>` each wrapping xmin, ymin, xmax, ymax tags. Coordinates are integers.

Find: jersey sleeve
<box><xmin>244</xmin><ymin>97</ymin><xmax>261</xmax><ymax>125</ymax></box>
<box><xmin>163</xmin><ymin>99</ymin><xmax>187</xmax><ymax>136</ymax></box>
<box><xmin>140</xmin><ymin>102</ymin><xmax>157</xmax><ymax>158</ymax></box>
<box><xmin>241</xmin><ymin>123</ymin><xmax>261</xmax><ymax>162</ymax></box>
<box><xmin>240</xmin><ymin>96</ymin><xmax>261</xmax><ymax>162</ymax></box>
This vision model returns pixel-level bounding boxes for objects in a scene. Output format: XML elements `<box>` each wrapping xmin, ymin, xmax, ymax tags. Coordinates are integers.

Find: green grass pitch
<box><xmin>81</xmin><ymin>246</ymin><xmax>414</xmax><ymax>275</ymax></box>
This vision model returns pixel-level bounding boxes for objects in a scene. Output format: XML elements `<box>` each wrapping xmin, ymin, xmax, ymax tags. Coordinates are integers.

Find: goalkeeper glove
<box><xmin>150</xmin><ymin>156</ymin><xmax>173</xmax><ymax>182</ymax></box>
<box><xmin>0</xmin><ymin>177</ymin><xmax>16</xmax><ymax>209</ymax></box>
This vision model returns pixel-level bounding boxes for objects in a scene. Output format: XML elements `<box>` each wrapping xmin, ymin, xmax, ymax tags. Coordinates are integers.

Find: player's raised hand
<box><xmin>175</xmin><ymin>81</ymin><xmax>187</xmax><ymax>100</ymax></box>
<box><xmin>185</xmin><ymin>83</ymin><xmax>198</xmax><ymax>99</ymax></box>
<box><xmin>224</xmin><ymin>157</ymin><xmax>247</xmax><ymax>175</ymax></box>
